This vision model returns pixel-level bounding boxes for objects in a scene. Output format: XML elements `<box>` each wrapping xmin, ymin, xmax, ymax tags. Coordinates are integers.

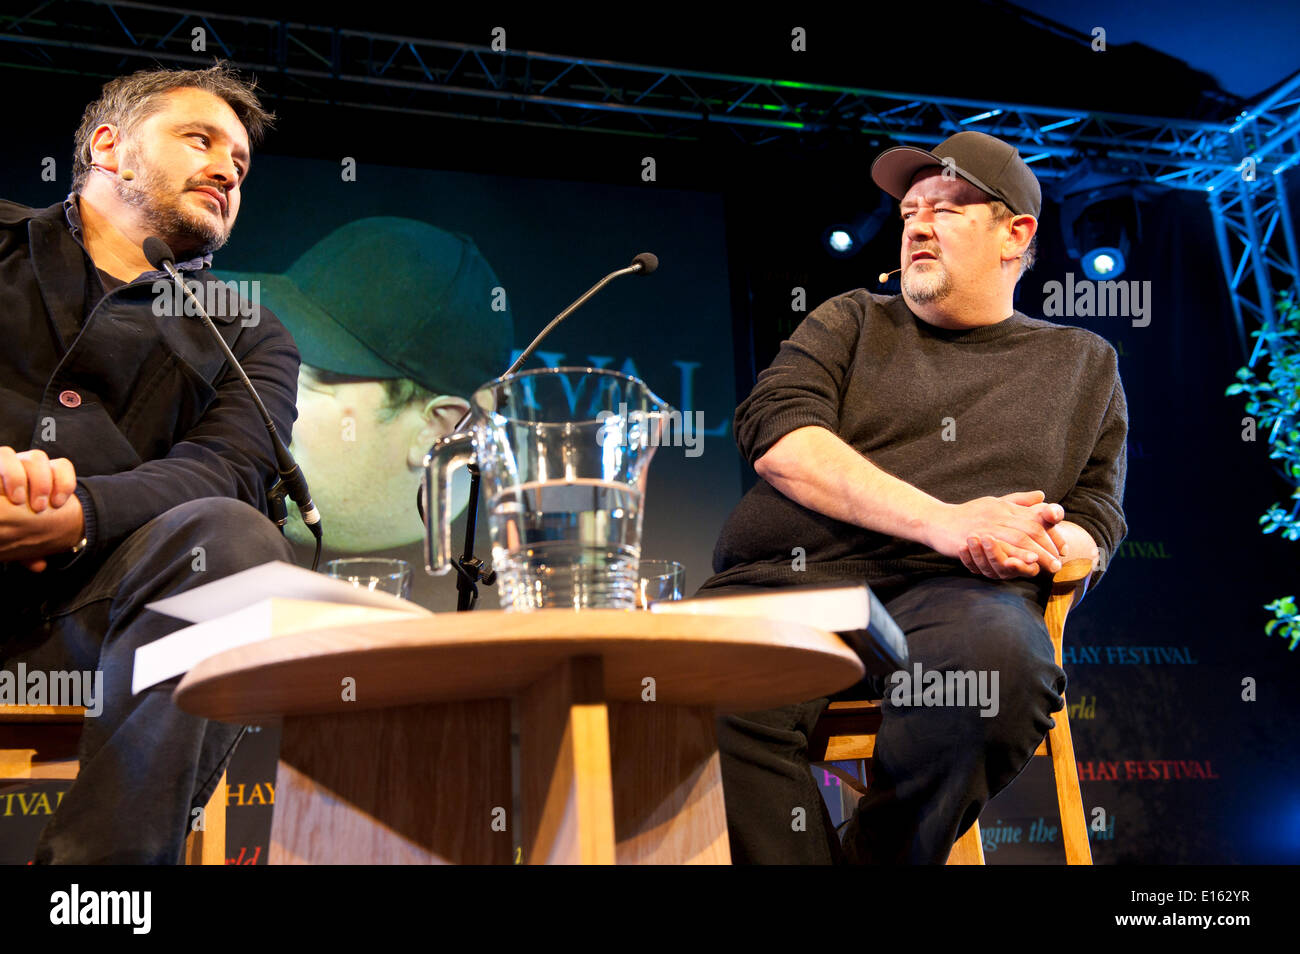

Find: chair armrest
<box><xmin>1045</xmin><ymin>557</ymin><xmax>1095</xmax><ymax>658</ymax></box>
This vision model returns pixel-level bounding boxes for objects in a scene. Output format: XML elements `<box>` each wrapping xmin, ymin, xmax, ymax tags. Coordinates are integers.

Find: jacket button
<box><xmin>58</xmin><ymin>390</ymin><xmax>82</xmax><ymax>408</ymax></box>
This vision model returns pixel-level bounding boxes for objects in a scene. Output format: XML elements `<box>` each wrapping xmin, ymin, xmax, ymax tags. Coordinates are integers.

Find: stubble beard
<box><xmin>112</xmin><ymin>153</ymin><xmax>230</xmax><ymax>257</ymax></box>
<box><xmin>901</xmin><ymin>260</ymin><xmax>952</xmax><ymax>304</ymax></box>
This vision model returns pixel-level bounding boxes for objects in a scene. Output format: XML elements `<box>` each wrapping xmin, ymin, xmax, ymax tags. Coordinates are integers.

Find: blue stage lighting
<box><xmin>828</xmin><ymin>229</ymin><xmax>854</xmax><ymax>254</ymax></box>
<box><xmin>1083</xmin><ymin>246</ymin><xmax>1126</xmax><ymax>280</ymax></box>
<box><xmin>824</xmin><ymin>195</ymin><xmax>894</xmax><ymax>260</ymax></box>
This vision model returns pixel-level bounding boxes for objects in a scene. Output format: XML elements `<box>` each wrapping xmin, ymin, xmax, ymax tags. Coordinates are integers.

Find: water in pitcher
<box><xmin>490</xmin><ymin>477</ymin><xmax>643</xmax><ymax>610</ymax></box>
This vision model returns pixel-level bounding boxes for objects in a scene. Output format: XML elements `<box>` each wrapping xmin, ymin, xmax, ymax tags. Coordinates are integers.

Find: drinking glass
<box><xmin>325</xmin><ymin>558</ymin><xmax>413</xmax><ymax>599</ymax></box>
<box><xmin>635</xmin><ymin>559</ymin><xmax>686</xmax><ymax>608</ymax></box>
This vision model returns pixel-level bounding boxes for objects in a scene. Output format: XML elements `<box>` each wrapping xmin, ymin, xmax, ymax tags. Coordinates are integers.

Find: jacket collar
<box><xmin>22</xmin><ymin>198</ymin><xmax>233</xmax><ymax>339</ymax></box>
<box><xmin>61</xmin><ymin>193</ymin><xmax>213</xmax><ymax>275</ymax></box>
<box><xmin>27</xmin><ymin>203</ymin><xmax>95</xmax><ymax>346</ymax></box>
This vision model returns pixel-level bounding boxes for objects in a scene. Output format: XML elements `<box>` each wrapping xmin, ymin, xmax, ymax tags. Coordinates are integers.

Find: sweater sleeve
<box><xmin>1058</xmin><ymin>349</ymin><xmax>1129</xmax><ymax>587</ymax></box>
<box><xmin>734</xmin><ymin>295</ymin><xmax>862</xmax><ymax>465</ymax></box>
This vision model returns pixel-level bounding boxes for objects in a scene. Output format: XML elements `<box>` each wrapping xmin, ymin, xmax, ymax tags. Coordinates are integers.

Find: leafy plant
<box><xmin>1225</xmin><ymin>287</ymin><xmax>1300</xmax><ymax>651</ymax></box>
<box><xmin>1264</xmin><ymin>596</ymin><xmax>1300</xmax><ymax>651</ymax></box>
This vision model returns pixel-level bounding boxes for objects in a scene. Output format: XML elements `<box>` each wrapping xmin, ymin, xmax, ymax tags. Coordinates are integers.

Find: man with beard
<box><xmin>0</xmin><ymin>63</ymin><xmax>298</xmax><ymax>863</ymax></box>
<box><xmin>701</xmin><ymin>131</ymin><xmax>1128</xmax><ymax>863</ymax></box>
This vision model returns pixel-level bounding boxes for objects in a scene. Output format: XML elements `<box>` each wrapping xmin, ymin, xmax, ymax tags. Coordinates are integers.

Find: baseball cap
<box><xmin>870</xmin><ymin>131</ymin><xmax>1042</xmax><ymax>219</ymax></box>
<box><xmin>222</xmin><ymin>217</ymin><xmax>514</xmax><ymax>397</ymax></box>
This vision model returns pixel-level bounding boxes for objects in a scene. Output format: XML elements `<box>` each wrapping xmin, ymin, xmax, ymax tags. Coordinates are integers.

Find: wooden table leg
<box><xmin>519</xmin><ymin>655</ymin><xmax>616</xmax><ymax>864</ymax></box>
<box><xmin>269</xmin><ymin>700</ymin><xmax>511</xmax><ymax>864</ymax></box>
<box><xmin>608</xmin><ymin>703</ymin><xmax>730</xmax><ymax>864</ymax></box>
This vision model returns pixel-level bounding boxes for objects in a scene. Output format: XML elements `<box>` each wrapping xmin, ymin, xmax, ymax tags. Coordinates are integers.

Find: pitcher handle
<box><xmin>422</xmin><ymin>431</ymin><xmax>475</xmax><ymax>575</ymax></box>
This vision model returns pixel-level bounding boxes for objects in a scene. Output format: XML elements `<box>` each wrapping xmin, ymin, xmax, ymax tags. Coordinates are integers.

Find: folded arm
<box><xmin>757</xmin><ymin>425</ymin><xmax>1070</xmax><ymax>576</ymax></box>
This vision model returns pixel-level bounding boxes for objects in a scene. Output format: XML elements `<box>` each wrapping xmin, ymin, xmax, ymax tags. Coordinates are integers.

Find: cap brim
<box><xmin>871</xmin><ymin>144</ymin><xmax>1007</xmax><ymax>208</ymax></box>
<box><xmin>871</xmin><ymin>146</ymin><xmax>946</xmax><ymax>200</ymax></box>
<box><xmin>216</xmin><ymin>270</ymin><xmax>404</xmax><ymax>380</ymax></box>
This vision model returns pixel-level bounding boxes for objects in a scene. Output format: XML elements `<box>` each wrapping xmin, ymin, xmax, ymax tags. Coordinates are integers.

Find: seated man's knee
<box><xmin>922</xmin><ymin>596</ymin><xmax>1066</xmax><ymax>758</ymax></box>
<box><xmin>950</xmin><ymin>595</ymin><xmax>1062</xmax><ymax>690</ymax></box>
<box><xmin>972</xmin><ymin>640</ymin><xmax>1064</xmax><ymax>771</ymax></box>
<box><xmin>151</xmin><ymin>497</ymin><xmax>293</xmax><ymax>574</ymax></box>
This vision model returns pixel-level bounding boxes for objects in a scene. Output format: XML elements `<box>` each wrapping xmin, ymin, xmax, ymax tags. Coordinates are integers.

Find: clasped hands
<box><xmin>929</xmin><ymin>490</ymin><xmax>1094</xmax><ymax>581</ymax></box>
<box><xmin>0</xmin><ymin>446</ymin><xmax>85</xmax><ymax>573</ymax></box>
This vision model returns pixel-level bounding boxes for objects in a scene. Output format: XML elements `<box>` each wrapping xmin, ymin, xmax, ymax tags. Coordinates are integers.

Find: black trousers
<box><xmin>711</xmin><ymin>572</ymin><xmax>1067</xmax><ymax>865</ymax></box>
<box><xmin>1</xmin><ymin>498</ymin><xmax>294</xmax><ymax>864</ymax></box>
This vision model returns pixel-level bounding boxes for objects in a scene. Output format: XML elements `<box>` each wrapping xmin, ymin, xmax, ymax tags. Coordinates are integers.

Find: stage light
<box><xmin>1060</xmin><ymin>183</ymin><xmax>1146</xmax><ymax>281</ymax></box>
<box><xmin>823</xmin><ymin>192</ymin><xmax>894</xmax><ymax>260</ymax></box>
<box><xmin>827</xmin><ymin>229</ymin><xmax>855</xmax><ymax>254</ymax></box>
<box><xmin>1083</xmin><ymin>247</ymin><xmax>1125</xmax><ymax>280</ymax></box>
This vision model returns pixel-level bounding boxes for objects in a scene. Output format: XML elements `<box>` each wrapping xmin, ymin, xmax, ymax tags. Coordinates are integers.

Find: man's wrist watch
<box><xmin>64</xmin><ymin>535</ymin><xmax>89</xmax><ymax>566</ymax></box>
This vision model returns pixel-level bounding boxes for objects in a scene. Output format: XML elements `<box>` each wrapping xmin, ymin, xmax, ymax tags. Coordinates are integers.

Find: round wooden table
<box><xmin>174</xmin><ymin>607</ymin><xmax>863</xmax><ymax>865</ymax></box>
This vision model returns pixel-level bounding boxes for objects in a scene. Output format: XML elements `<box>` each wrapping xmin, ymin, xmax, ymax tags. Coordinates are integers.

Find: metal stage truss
<box><xmin>3</xmin><ymin>0</ymin><xmax>1298</xmax><ymax>353</ymax></box>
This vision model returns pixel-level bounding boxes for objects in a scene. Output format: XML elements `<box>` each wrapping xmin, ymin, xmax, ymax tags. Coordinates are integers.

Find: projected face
<box><xmin>897</xmin><ymin>170</ymin><xmax>1004</xmax><ymax>311</ymax></box>
<box><xmin>285</xmin><ymin>365</ymin><xmax>470</xmax><ymax>552</ymax></box>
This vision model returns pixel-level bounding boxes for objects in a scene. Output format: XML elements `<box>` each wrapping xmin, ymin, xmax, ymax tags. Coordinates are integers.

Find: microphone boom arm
<box><xmin>503</xmin><ymin>262</ymin><xmax>645</xmax><ymax>378</ymax></box>
<box><xmin>158</xmin><ymin>257</ymin><xmax>323</xmax><ymax>557</ymax></box>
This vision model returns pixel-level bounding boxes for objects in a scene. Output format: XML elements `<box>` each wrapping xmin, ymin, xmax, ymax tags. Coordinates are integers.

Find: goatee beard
<box><xmin>902</xmin><ymin>263</ymin><xmax>951</xmax><ymax>304</ymax></box>
<box><xmin>112</xmin><ymin>164</ymin><xmax>229</xmax><ymax>257</ymax></box>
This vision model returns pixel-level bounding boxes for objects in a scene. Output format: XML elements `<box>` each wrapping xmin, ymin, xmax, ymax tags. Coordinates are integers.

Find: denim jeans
<box><xmin>1</xmin><ymin>498</ymin><xmax>294</xmax><ymax>864</ymax></box>
<box><xmin>710</xmin><ymin>571</ymin><xmax>1067</xmax><ymax>864</ymax></box>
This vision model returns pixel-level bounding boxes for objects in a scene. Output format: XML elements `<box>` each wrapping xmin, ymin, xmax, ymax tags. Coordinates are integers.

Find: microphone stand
<box><xmin>452</xmin><ymin>464</ymin><xmax>495</xmax><ymax>612</ymax></box>
<box><xmin>266</xmin><ymin>481</ymin><xmax>290</xmax><ymax>529</ymax></box>
<box><xmin>445</xmin><ymin>253</ymin><xmax>658</xmax><ymax>612</ymax></box>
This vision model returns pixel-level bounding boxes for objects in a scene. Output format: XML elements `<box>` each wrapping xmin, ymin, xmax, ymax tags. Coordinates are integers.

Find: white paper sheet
<box><xmin>132</xmin><ymin>598</ymin><xmax>426</xmax><ymax>695</ymax></box>
<box><xmin>145</xmin><ymin>559</ymin><xmax>430</xmax><ymax>622</ymax></box>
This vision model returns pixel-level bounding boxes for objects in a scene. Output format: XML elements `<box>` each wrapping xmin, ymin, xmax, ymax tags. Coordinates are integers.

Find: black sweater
<box><xmin>703</xmin><ymin>290</ymin><xmax>1128</xmax><ymax>591</ymax></box>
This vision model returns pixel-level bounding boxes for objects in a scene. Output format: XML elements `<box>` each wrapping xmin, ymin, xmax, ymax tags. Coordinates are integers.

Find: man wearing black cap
<box><xmin>223</xmin><ymin>217</ymin><xmax>513</xmax><ymax>559</ymax></box>
<box><xmin>702</xmin><ymin>131</ymin><xmax>1128</xmax><ymax>863</ymax></box>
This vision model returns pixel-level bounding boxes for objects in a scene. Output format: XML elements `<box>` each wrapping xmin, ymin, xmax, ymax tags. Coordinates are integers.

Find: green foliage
<box><xmin>1263</xmin><ymin>596</ymin><xmax>1299</xmax><ymax>651</ymax></box>
<box><xmin>1225</xmin><ymin>288</ymin><xmax>1300</xmax><ymax>651</ymax></box>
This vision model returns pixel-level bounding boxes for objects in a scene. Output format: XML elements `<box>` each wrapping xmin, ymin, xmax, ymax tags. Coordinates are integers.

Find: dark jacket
<box><xmin>0</xmin><ymin>198</ymin><xmax>299</xmax><ymax>560</ymax></box>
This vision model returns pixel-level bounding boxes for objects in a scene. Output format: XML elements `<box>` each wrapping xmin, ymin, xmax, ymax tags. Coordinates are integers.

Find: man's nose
<box><xmin>206</xmin><ymin>153</ymin><xmax>239</xmax><ymax>188</ymax></box>
<box><xmin>905</xmin><ymin>214</ymin><xmax>935</xmax><ymax>243</ymax></box>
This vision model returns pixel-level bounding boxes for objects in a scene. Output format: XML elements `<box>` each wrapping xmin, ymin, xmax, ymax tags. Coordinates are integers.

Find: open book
<box><xmin>650</xmin><ymin>583</ymin><xmax>909</xmax><ymax>675</ymax></box>
<box><xmin>133</xmin><ymin>560</ymin><xmax>430</xmax><ymax>694</ymax></box>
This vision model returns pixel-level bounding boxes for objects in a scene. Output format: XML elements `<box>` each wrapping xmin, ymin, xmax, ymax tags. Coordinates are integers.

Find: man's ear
<box><xmin>1004</xmin><ymin>213</ymin><xmax>1037</xmax><ymax>263</ymax></box>
<box><xmin>88</xmin><ymin>123</ymin><xmax>124</xmax><ymax>175</ymax></box>
<box><xmin>407</xmin><ymin>395</ymin><xmax>471</xmax><ymax>467</ymax></box>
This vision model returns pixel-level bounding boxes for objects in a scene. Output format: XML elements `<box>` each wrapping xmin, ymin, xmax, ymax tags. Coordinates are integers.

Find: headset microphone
<box><xmin>93</xmin><ymin>164</ymin><xmax>135</xmax><ymax>181</ymax></box>
<box><xmin>877</xmin><ymin>267</ymin><xmax>902</xmax><ymax>284</ymax></box>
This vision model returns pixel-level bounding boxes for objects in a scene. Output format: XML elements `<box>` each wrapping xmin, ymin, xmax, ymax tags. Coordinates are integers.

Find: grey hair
<box><xmin>72</xmin><ymin>61</ymin><xmax>274</xmax><ymax>192</ymax></box>
<box><xmin>986</xmin><ymin>199</ymin><xmax>1038</xmax><ymax>278</ymax></box>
